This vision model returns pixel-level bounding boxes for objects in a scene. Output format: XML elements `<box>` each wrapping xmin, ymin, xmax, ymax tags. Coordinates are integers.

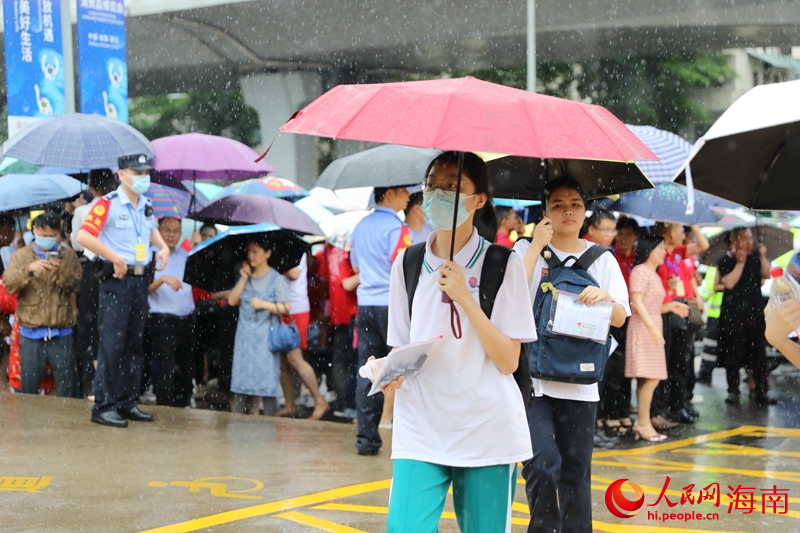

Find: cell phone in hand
<box><xmin>46</xmin><ymin>251</ymin><xmax>59</xmax><ymax>260</ymax></box>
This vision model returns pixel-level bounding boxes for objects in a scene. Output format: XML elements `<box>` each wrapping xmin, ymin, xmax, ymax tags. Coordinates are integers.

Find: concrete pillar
<box><xmin>239</xmin><ymin>72</ymin><xmax>323</xmax><ymax>189</ymax></box>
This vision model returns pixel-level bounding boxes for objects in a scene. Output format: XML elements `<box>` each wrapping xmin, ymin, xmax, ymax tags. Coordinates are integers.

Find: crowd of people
<box><xmin>0</xmin><ymin>149</ymin><xmax>795</xmax><ymax>532</ymax></box>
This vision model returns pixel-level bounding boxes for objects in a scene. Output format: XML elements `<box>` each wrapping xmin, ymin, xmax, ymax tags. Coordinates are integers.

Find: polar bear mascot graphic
<box><xmin>102</xmin><ymin>57</ymin><xmax>128</xmax><ymax>122</ymax></box>
<box><xmin>34</xmin><ymin>49</ymin><xmax>66</xmax><ymax>117</ymax></box>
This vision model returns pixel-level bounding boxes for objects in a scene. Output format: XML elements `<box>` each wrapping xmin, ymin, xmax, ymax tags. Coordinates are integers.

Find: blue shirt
<box><xmin>349</xmin><ymin>207</ymin><xmax>404</xmax><ymax>306</ymax></box>
<box><xmin>148</xmin><ymin>246</ymin><xmax>195</xmax><ymax>317</ymax></box>
<box><xmin>80</xmin><ymin>186</ymin><xmax>156</xmax><ymax>266</ymax></box>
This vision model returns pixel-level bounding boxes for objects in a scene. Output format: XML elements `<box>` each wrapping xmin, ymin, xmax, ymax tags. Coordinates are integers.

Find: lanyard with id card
<box><xmin>127</xmin><ymin>205</ymin><xmax>148</xmax><ymax>263</ymax></box>
<box><xmin>665</xmin><ymin>254</ymin><xmax>685</xmax><ymax>297</ymax></box>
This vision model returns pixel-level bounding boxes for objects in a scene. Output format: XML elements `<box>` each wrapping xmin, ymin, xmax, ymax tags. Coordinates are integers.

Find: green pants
<box><xmin>387</xmin><ymin>459</ymin><xmax>517</xmax><ymax>533</ymax></box>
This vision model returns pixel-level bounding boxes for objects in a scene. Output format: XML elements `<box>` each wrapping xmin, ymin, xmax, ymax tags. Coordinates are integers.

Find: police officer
<box><xmin>77</xmin><ymin>153</ymin><xmax>170</xmax><ymax>427</ymax></box>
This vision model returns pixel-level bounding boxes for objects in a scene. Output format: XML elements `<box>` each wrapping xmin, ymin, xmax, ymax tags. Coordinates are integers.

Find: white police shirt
<box><xmin>513</xmin><ymin>239</ymin><xmax>631</xmax><ymax>402</ymax></box>
<box><xmin>387</xmin><ymin>228</ymin><xmax>536</xmax><ymax>467</ymax></box>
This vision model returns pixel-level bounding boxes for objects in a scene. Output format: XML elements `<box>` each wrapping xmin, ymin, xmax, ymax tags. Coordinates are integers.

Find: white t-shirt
<box><xmin>512</xmin><ymin>239</ymin><xmax>631</xmax><ymax>402</ymax></box>
<box><xmin>286</xmin><ymin>254</ymin><xmax>310</xmax><ymax>315</ymax></box>
<box><xmin>387</xmin><ymin>228</ymin><xmax>536</xmax><ymax>467</ymax></box>
<box><xmin>72</xmin><ymin>202</ymin><xmax>96</xmax><ymax>259</ymax></box>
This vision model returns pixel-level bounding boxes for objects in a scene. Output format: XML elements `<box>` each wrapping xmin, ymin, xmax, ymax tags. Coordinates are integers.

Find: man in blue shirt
<box><xmin>77</xmin><ymin>153</ymin><xmax>170</xmax><ymax>428</ymax></box>
<box><xmin>148</xmin><ymin>217</ymin><xmax>196</xmax><ymax>407</ymax></box>
<box><xmin>350</xmin><ymin>186</ymin><xmax>411</xmax><ymax>455</ymax></box>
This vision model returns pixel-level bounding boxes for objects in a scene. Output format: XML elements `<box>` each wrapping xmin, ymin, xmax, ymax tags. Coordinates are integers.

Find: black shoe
<box><xmin>593</xmin><ymin>428</ymin><xmax>618</xmax><ymax>449</ymax></box>
<box><xmin>671</xmin><ymin>409</ymin><xmax>696</xmax><ymax>424</ymax></box>
<box><xmin>754</xmin><ymin>395</ymin><xmax>778</xmax><ymax>406</ymax></box>
<box><xmin>117</xmin><ymin>406</ymin><xmax>154</xmax><ymax>422</ymax></box>
<box><xmin>725</xmin><ymin>393</ymin><xmax>740</xmax><ymax>405</ymax></box>
<box><xmin>696</xmin><ymin>373</ymin><xmax>712</xmax><ymax>385</ymax></box>
<box><xmin>686</xmin><ymin>407</ymin><xmax>700</xmax><ymax>418</ymax></box>
<box><xmin>91</xmin><ymin>411</ymin><xmax>128</xmax><ymax>428</ymax></box>
<box><xmin>357</xmin><ymin>447</ymin><xmax>380</xmax><ymax>456</ymax></box>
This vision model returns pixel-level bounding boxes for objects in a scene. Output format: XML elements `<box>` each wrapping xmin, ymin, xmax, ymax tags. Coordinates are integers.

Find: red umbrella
<box><xmin>270</xmin><ymin>77</ymin><xmax>657</xmax><ymax>337</ymax></box>
<box><xmin>277</xmin><ymin>77</ymin><xmax>656</xmax><ymax>162</ymax></box>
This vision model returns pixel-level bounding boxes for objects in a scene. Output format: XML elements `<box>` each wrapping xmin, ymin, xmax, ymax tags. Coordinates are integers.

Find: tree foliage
<box><xmin>129</xmin><ymin>89</ymin><xmax>261</xmax><ymax>145</ymax></box>
<box><xmin>461</xmin><ymin>52</ymin><xmax>735</xmax><ymax>134</ymax></box>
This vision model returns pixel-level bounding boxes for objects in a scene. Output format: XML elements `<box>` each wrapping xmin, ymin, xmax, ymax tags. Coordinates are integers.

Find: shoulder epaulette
<box><xmin>102</xmin><ymin>192</ymin><xmax>118</xmax><ymax>201</ymax></box>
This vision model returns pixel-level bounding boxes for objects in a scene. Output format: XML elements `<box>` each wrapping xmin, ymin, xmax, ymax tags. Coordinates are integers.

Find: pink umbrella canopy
<box><xmin>151</xmin><ymin>133</ymin><xmax>275</xmax><ymax>181</ymax></box>
<box><xmin>278</xmin><ymin>77</ymin><xmax>657</xmax><ymax>163</ymax></box>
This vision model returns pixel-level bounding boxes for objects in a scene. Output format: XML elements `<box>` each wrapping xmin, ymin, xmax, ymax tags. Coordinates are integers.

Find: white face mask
<box><xmin>421</xmin><ymin>189</ymin><xmax>476</xmax><ymax>230</ymax></box>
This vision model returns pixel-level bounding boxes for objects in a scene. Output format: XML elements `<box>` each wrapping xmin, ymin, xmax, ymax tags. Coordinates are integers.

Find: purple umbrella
<box><xmin>193</xmin><ymin>195</ymin><xmax>323</xmax><ymax>236</ymax></box>
<box><xmin>150</xmin><ymin>133</ymin><xmax>275</xmax><ymax>181</ymax></box>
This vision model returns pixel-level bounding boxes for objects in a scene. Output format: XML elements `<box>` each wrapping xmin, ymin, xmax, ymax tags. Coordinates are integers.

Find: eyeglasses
<box><xmin>595</xmin><ymin>228</ymin><xmax>618</xmax><ymax>236</ymax></box>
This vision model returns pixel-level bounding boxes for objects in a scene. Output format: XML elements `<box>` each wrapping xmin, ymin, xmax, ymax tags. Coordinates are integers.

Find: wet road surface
<box><xmin>2</xmin><ymin>363</ymin><xmax>800</xmax><ymax>532</ymax></box>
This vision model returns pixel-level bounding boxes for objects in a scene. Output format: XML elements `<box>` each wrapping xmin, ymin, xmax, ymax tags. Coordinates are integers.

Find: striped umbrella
<box><xmin>217</xmin><ymin>176</ymin><xmax>308</xmax><ymax>200</ymax></box>
<box><xmin>626</xmin><ymin>125</ymin><xmax>691</xmax><ymax>184</ymax></box>
<box><xmin>146</xmin><ymin>183</ymin><xmax>192</xmax><ymax>218</ymax></box>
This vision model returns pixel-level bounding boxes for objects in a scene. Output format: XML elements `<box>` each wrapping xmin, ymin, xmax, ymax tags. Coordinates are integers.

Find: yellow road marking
<box><xmin>622</xmin><ymin>456</ymin><xmax>800</xmax><ymax>484</ymax></box>
<box><xmin>593</xmin><ymin>426</ymin><xmax>763</xmax><ymax>458</ymax></box>
<box><xmin>138</xmin><ymin>480</ymin><xmax>391</xmax><ymax>533</ymax></box>
<box><xmin>591</xmin><ymin>521</ymin><xmax>747</xmax><ymax>533</ymax></box>
<box><xmin>673</xmin><ymin>443</ymin><xmax>800</xmax><ymax>459</ymax></box>
<box><xmin>275</xmin><ymin>511</ymin><xmax>370</xmax><ymax>533</ymax></box>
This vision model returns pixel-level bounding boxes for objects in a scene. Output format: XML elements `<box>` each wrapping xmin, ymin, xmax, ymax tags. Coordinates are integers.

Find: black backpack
<box><xmin>402</xmin><ymin>242</ymin><xmax>532</xmax><ymax>409</ymax></box>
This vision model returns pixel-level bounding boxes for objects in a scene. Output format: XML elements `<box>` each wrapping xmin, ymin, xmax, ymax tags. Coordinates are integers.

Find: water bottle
<box><xmin>359</xmin><ymin>359</ymin><xmax>381</xmax><ymax>381</ymax></box>
<box><xmin>770</xmin><ymin>267</ymin><xmax>800</xmax><ymax>305</ymax></box>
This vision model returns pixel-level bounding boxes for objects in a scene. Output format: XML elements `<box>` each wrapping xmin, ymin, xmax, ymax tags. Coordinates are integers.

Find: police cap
<box><xmin>118</xmin><ymin>153</ymin><xmax>153</xmax><ymax>171</ymax></box>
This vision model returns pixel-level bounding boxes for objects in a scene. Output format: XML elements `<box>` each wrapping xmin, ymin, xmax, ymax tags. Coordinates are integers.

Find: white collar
<box><xmin>423</xmin><ymin>227</ymin><xmax>485</xmax><ymax>272</ymax></box>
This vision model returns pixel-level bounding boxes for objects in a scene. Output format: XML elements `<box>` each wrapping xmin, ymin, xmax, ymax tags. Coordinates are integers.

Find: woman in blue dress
<box><xmin>228</xmin><ymin>236</ymin><xmax>291</xmax><ymax>415</ymax></box>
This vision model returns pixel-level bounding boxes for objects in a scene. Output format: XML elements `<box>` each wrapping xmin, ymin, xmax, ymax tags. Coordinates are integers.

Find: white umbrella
<box><xmin>308</xmin><ymin>186</ymin><xmax>375</xmax><ymax>213</ymax></box>
<box><xmin>673</xmin><ymin>79</ymin><xmax>800</xmax><ymax>211</ymax></box>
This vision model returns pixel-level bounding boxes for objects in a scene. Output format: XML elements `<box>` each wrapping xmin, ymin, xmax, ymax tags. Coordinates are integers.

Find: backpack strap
<box><xmin>575</xmin><ymin>244</ymin><xmax>612</xmax><ymax>271</ymax></box>
<box><xmin>478</xmin><ymin>244</ymin><xmax>512</xmax><ymax>318</ymax></box>
<box><xmin>402</xmin><ymin>243</ymin><xmax>426</xmax><ymax>320</ymax></box>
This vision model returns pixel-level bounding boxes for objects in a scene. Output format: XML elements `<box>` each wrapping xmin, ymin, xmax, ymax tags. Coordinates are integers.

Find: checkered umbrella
<box><xmin>2</xmin><ymin>113</ymin><xmax>153</xmax><ymax>169</ymax></box>
<box><xmin>145</xmin><ymin>183</ymin><xmax>192</xmax><ymax>218</ymax></box>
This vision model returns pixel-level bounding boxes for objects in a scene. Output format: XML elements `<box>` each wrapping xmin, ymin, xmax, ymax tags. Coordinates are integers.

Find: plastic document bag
<box><xmin>368</xmin><ymin>336</ymin><xmax>443</xmax><ymax>396</ymax></box>
<box><xmin>547</xmin><ymin>290</ymin><xmax>612</xmax><ymax>344</ymax></box>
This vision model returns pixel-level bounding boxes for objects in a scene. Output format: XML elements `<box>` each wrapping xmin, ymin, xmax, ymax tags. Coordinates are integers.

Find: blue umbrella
<box><xmin>610</xmin><ymin>182</ymin><xmax>717</xmax><ymax>224</ymax></box>
<box><xmin>0</xmin><ymin>174</ymin><xmax>83</xmax><ymax>211</ymax></box>
<box><xmin>185</xmin><ymin>223</ymin><xmax>310</xmax><ymax>292</ymax></box>
<box><xmin>3</xmin><ymin>113</ymin><xmax>153</xmax><ymax>169</ymax></box>
<box><xmin>36</xmin><ymin>165</ymin><xmax>83</xmax><ymax>176</ymax></box>
<box><xmin>146</xmin><ymin>183</ymin><xmax>192</xmax><ymax>218</ymax></box>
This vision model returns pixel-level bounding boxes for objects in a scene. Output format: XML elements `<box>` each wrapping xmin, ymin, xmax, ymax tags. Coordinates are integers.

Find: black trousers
<box><xmin>93</xmin><ymin>276</ymin><xmax>149</xmax><ymax>414</ymax></box>
<box><xmin>652</xmin><ymin>312</ymin><xmax>692</xmax><ymax>417</ymax></box>
<box><xmin>522</xmin><ymin>395</ymin><xmax>597</xmax><ymax>533</ymax></box>
<box><xmin>330</xmin><ymin>318</ymin><xmax>357</xmax><ymax>412</ymax></box>
<box><xmin>719</xmin><ymin>313</ymin><xmax>769</xmax><ymax>396</ymax></box>
<box><xmin>355</xmin><ymin>306</ymin><xmax>390</xmax><ymax>454</ymax></box>
<box><xmin>149</xmin><ymin>314</ymin><xmax>194</xmax><ymax>407</ymax></box>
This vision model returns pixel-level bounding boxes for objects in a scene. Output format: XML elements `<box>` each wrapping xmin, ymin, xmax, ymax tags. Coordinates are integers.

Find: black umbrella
<box><xmin>487</xmin><ymin>157</ymin><xmax>652</xmax><ymax>200</ymax></box>
<box><xmin>699</xmin><ymin>223</ymin><xmax>793</xmax><ymax>266</ymax></box>
<box><xmin>185</xmin><ymin>223</ymin><xmax>310</xmax><ymax>292</ymax></box>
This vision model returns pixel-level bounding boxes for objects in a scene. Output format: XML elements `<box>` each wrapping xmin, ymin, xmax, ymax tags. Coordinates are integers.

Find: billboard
<box><xmin>3</xmin><ymin>0</ymin><xmax>65</xmax><ymax>137</ymax></box>
<box><xmin>77</xmin><ymin>0</ymin><xmax>127</xmax><ymax>122</ymax></box>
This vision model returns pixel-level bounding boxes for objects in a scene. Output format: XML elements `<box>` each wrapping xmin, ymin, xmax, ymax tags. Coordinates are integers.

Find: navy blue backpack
<box><xmin>528</xmin><ymin>245</ymin><xmax>613</xmax><ymax>385</ymax></box>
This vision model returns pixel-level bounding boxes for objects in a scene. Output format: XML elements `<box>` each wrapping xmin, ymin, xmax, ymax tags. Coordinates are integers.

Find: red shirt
<box><xmin>613</xmin><ymin>246</ymin><xmax>635</xmax><ymax>287</ymax></box>
<box><xmin>657</xmin><ymin>244</ymin><xmax>696</xmax><ymax>302</ymax></box>
<box><xmin>496</xmin><ymin>232</ymin><xmax>514</xmax><ymax>248</ymax></box>
<box><xmin>319</xmin><ymin>245</ymin><xmax>358</xmax><ymax>326</ymax></box>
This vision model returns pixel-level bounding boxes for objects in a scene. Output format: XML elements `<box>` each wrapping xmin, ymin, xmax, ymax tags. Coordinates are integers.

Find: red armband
<box><xmin>80</xmin><ymin>198</ymin><xmax>111</xmax><ymax>237</ymax></box>
<box><xmin>391</xmin><ymin>225</ymin><xmax>412</xmax><ymax>263</ymax></box>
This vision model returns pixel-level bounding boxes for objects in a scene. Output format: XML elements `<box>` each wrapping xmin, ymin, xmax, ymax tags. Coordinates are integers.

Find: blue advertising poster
<box><xmin>77</xmin><ymin>0</ymin><xmax>128</xmax><ymax>123</ymax></box>
<box><xmin>3</xmin><ymin>0</ymin><xmax>65</xmax><ymax>137</ymax></box>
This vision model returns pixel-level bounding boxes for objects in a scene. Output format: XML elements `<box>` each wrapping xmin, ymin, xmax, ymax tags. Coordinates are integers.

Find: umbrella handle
<box><xmin>448</xmin><ymin>151</ymin><xmax>465</xmax><ymax>261</ymax></box>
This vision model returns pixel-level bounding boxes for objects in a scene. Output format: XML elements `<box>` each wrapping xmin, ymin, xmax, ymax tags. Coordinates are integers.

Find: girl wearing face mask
<box><xmin>377</xmin><ymin>152</ymin><xmax>536</xmax><ymax>533</ymax></box>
